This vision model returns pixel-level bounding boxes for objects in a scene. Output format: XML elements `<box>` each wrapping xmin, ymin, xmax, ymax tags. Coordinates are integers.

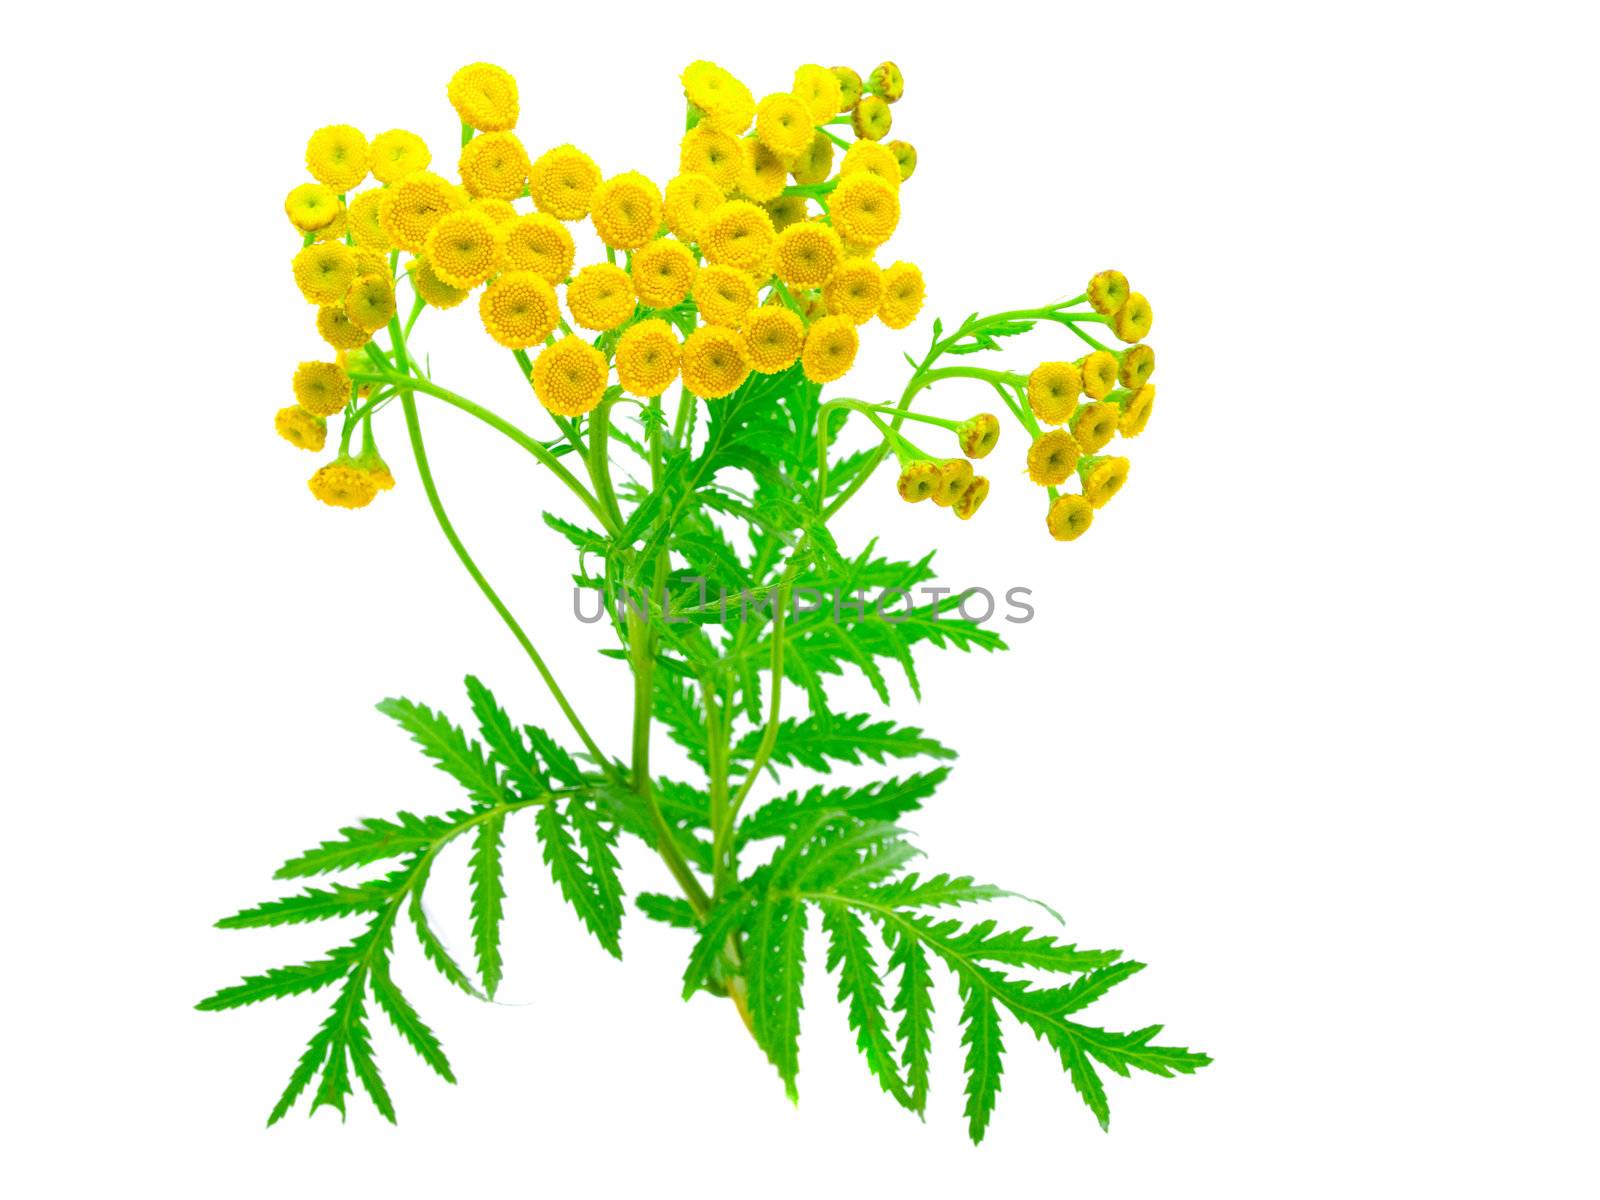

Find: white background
<box><xmin>3</xmin><ymin>1</ymin><xmax>1596</xmax><ymax>1195</ymax></box>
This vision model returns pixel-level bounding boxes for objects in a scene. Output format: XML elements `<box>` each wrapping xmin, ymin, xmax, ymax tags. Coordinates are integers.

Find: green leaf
<box><xmin>737</xmin><ymin>769</ymin><xmax>950</xmax><ymax>847</ymax></box>
<box><xmin>468</xmin><ymin>814</ymin><xmax>507</xmax><ymax>997</ymax></box>
<box><xmin>216</xmin><ymin>876</ymin><xmax>396</xmax><ymax>929</ymax></box>
<box><xmin>887</xmin><ymin>926</ymin><xmax>934</xmax><ymax>1113</ymax></box>
<box><xmin>275</xmin><ymin>812</ymin><xmax>462</xmax><ymax>879</ymax></box>
<box><xmin>542</xmin><ymin>511</ymin><xmax>609</xmax><ymax>554</ymax></box>
<box><xmin>370</xmin><ymin>957</ymin><xmax>456</xmax><ymax>1084</ymax></box>
<box><xmin>465</xmin><ymin>676</ymin><xmax>546</xmax><ymax>797</ymax></box>
<box><xmin>196</xmin><ymin>950</ymin><xmax>354</xmax><ymax>1011</ymax></box>
<box><xmin>821</xmin><ymin>902</ymin><xmax>910</xmax><ymax>1107</ymax></box>
<box><xmin>524</xmin><ymin>725</ymin><xmax>584</xmax><ymax>788</ymax></box>
<box><xmin>535</xmin><ymin>799</ymin><xmax>624</xmax><ymax>958</ymax></box>
<box><xmin>635</xmin><ymin>891</ymin><xmax>697</xmax><ymax>929</ymax></box>
<box><xmin>376</xmin><ymin>697</ymin><xmax>504</xmax><ymax>808</ymax></box>
<box><xmin>408</xmin><ymin>854</ymin><xmax>483</xmax><ymax>999</ymax></box>
<box><xmin>868</xmin><ymin>872</ymin><xmax>1011</xmax><ymax>910</ymax></box>
<box><xmin>957</xmin><ymin>974</ymin><xmax>1005</xmax><ymax>1143</ymax></box>
<box><xmin>746</xmin><ymin>893</ymin><xmax>807</xmax><ymax>1100</ymax></box>
<box><xmin>731</xmin><ymin>712</ymin><xmax>954</xmax><ymax>775</ymax></box>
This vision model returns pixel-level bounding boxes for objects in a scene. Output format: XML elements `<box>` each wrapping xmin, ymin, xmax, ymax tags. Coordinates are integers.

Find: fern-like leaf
<box><xmin>468</xmin><ymin>814</ymin><xmax>507</xmax><ymax>997</ymax></box>
<box><xmin>376</xmin><ymin>697</ymin><xmax>503</xmax><ymax>807</ymax></box>
<box><xmin>821</xmin><ymin>902</ymin><xmax>911</xmax><ymax>1107</ymax></box>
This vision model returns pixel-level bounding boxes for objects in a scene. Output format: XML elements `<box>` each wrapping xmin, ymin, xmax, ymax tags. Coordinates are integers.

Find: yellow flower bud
<box><xmin>1119</xmin><ymin>343</ymin><xmax>1156</xmax><ymax>388</ymax></box>
<box><xmin>1113</xmin><ymin>293</ymin><xmax>1152</xmax><ymax>343</ymax></box>
<box><xmin>852</xmin><ymin>95</ymin><xmax>893</xmax><ymax>141</ymax></box>
<box><xmin>954</xmin><ymin>476</ymin><xmax>990</xmax><ymax>520</ymax></box>
<box><xmin>1026</xmin><ymin>430</ymin><xmax>1081</xmax><ymax>486</ymax></box>
<box><xmin>897</xmin><ymin>460</ymin><xmax>939</xmax><ymax>503</ymax></box>
<box><xmin>1046</xmin><ymin>493</ymin><xmax>1094</xmax><ymax>542</ymax></box>
<box><xmin>1078</xmin><ymin>350</ymin><xmax>1119</xmax><ymax>399</ymax></box>
<box><xmin>885</xmin><ymin>139</ymin><xmax>918</xmax><ymax>181</ymax></box>
<box><xmin>868</xmin><ymin>62</ymin><xmax>905</xmax><ymax>104</ymax></box>
<box><xmin>832</xmin><ymin>67</ymin><xmax>864</xmax><ymax>112</ymax></box>
<box><xmin>1078</xmin><ymin>455</ymin><xmax>1130</xmax><ymax>508</ymax></box>
<box><xmin>930</xmin><ymin>459</ymin><xmax>973</xmax><ymax>507</ymax></box>
<box><xmin>1070</xmin><ymin>401</ymin><xmax>1120</xmax><ymax>455</ymax></box>
<box><xmin>1087</xmin><ymin>269</ymin><xmax>1130</xmax><ymax>315</ymax></box>
<box><xmin>956</xmin><ymin>414</ymin><xmax>1001</xmax><ymax>459</ymax></box>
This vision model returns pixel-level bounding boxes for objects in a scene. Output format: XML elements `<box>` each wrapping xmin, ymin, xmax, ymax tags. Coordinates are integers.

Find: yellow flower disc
<box><xmin>471</xmin><ymin>197</ymin><xmax>518</xmax><ymax>226</ymax></box>
<box><xmin>897</xmin><ymin>460</ymin><xmax>939</xmax><ymax>503</ymax></box>
<box><xmin>316</xmin><ymin>305</ymin><xmax>371</xmax><ymax>351</ymax></box>
<box><xmin>852</xmin><ymin>95</ymin><xmax>893</xmax><ymax>140</ymax></box>
<box><xmin>840</xmin><ymin>140</ymin><xmax>902</xmax><ymax>190</ymax></box>
<box><xmin>664</xmin><ymin>173</ymin><xmax>725</xmax><ymax>242</ymax></box>
<box><xmin>681</xmin><ymin>61</ymin><xmax>755</xmax><ymax>135</ymax></box>
<box><xmin>740</xmin><ymin>138</ymin><xmax>789</xmax><ymax>203</ymax></box>
<box><xmin>754</xmin><ymin>92</ymin><xmax>814</xmax><ymax>163</ymax></box>
<box><xmin>1119</xmin><ymin>343</ymin><xmax>1156</xmax><ymax>389</ymax></box>
<box><xmin>615</xmin><ymin>318</ymin><xmax>682</xmax><ymax>398</ymax></box>
<box><xmin>801</xmin><ymin>314</ymin><xmax>860</xmax><ymax>384</ymax></box>
<box><xmin>369</xmin><ymin>129</ymin><xmax>431</xmax><ymax>183</ymax></box>
<box><xmin>692</xmin><ymin>264</ymin><xmax>758</xmax><ymax>328</ymax></box>
<box><xmin>566</xmin><ymin>262</ymin><xmax>635</xmax><ymax>331</ymax></box>
<box><xmin>633</xmin><ymin>238</ymin><xmax>697</xmax><ymax>309</ymax></box>
<box><xmin>958</xmin><ymin>414</ymin><xmax>1001</xmax><ymax>459</ymax></box>
<box><xmin>1046</xmin><ymin>493</ymin><xmax>1094</xmax><ymax>541</ymax></box>
<box><xmin>479</xmin><ymin>271</ymin><xmax>560</xmax><ymax>347</ymax></box>
<box><xmin>832</xmin><ymin>174</ymin><xmax>900</xmax><ymax>249</ymax></box>
<box><xmin>1071</xmin><ymin>401</ymin><xmax>1120</xmax><ymax>455</ymax></box>
<box><xmin>931</xmin><ymin>459</ymin><xmax>974</xmax><ymax>508</ymax></box>
<box><xmin>448</xmin><ymin>63</ymin><xmax>519</xmax><ymax>132</ymax></box>
<box><xmin>285</xmin><ymin>182</ymin><xmax>340</xmax><ymax>232</ymax></box>
<box><xmin>408</xmin><ymin>256</ymin><xmax>471</xmax><ymax>309</ymax></box>
<box><xmin>292</xmin><ymin>361</ymin><xmax>351</xmax><ymax>418</ymax></box>
<box><xmin>679</xmin><ymin>126</ymin><xmax>743</xmax><ymax>194</ymax></box>
<box><xmin>1027</xmin><ymin>430</ymin><xmax>1082</xmax><ymax>486</ymax></box>
<box><xmin>345</xmin><ymin>274</ymin><xmax>397</xmax><ymax>333</ymax></box>
<box><xmin>700</xmin><ymin>200</ymin><xmax>776</xmax><ymax>275</ymax></box>
<box><xmin>1088</xmin><ymin>269</ymin><xmax>1130</xmax><ymax>315</ymax></box>
<box><xmin>1114</xmin><ymin>293</ymin><xmax>1153</xmax><ymax>342</ymax></box>
<box><xmin>868</xmin><ymin>62</ymin><xmax>905</xmax><ymax>104</ymax></box>
<box><xmin>591</xmin><ymin>172</ymin><xmax>663</xmax><ymax>250</ymax></box>
<box><xmin>275</xmin><ymin>405</ymin><xmax>327</xmax><ymax>452</ymax></box>
<box><xmin>743</xmin><ymin>305</ymin><xmax>805</xmax><ymax>374</ymax></box>
<box><xmin>306</xmin><ymin>124</ymin><xmax>368</xmax><ymax>192</ymax></box>
<box><xmin>499</xmin><ymin>213</ymin><xmax>575</xmax><ymax>282</ymax></box>
<box><xmin>459</xmin><ymin>131</ymin><xmax>531</xmax><ymax>201</ymax></box>
<box><xmin>789</xmin><ymin>132</ymin><xmax>834</xmax><ymax>186</ymax></box>
<box><xmin>528</xmin><ymin>145</ymin><xmax>602</xmax><ymax>220</ymax></box>
<box><xmin>885</xmin><ymin>140</ymin><xmax>918</xmax><ymax>181</ymax></box>
<box><xmin>292</xmin><ymin>242</ymin><xmax>358</xmax><ymax>305</ymax></box>
<box><xmin>531</xmin><ymin>338</ymin><xmax>609</xmax><ymax>416</ymax></box>
<box><xmin>954</xmin><ymin>476</ymin><xmax>990</xmax><ymax>520</ymax></box>
<box><xmin>774</xmin><ymin>221</ymin><xmax>842</xmax><ymax>289</ymax></box>
<box><xmin>878</xmin><ymin>261</ymin><xmax>925</xmax><ymax>329</ymax></box>
<box><xmin>823</xmin><ymin>258</ymin><xmax>883</xmax><ymax>324</ymax></box>
<box><xmin>1027</xmin><ymin>362</ymin><xmax>1082</xmax><ymax>425</ymax></box>
<box><xmin>347</xmin><ymin>191</ymin><xmax>390</xmax><ymax>250</ymax></box>
<box><xmin>681</xmin><ymin>325</ymin><xmax>750</xmax><ymax>398</ymax></box>
<box><xmin>378</xmin><ymin>171</ymin><xmax>467</xmax><ymax>253</ymax></box>
<box><xmin>833</xmin><ymin>67</ymin><xmax>864</xmax><ymax>112</ymax></box>
<box><xmin>1117</xmin><ymin>385</ymin><xmax>1156</xmax><ymax>437</ymax></box>
<box><xmin>308</xmin><ymin>459</ymin><xmax>378</xmax><ymax>509</ymax></box>
<box><xmin>765</xmin><ymin>195</ymin><xmax>810</xmax><ymax>232</ymax></box>
<box><xmin>793</xmin><ymin>64</ymin><xmax>843</xmax><ymax>124</ymax></box>
<box><xmin>1079</xmin><ymin>456</ymin><xmax>1130</xmax><ymax>508</ymax></box>
<box><xmin>308</xmin><ymin>207</ymin><xmax>347</xmax><ymax>242</ymax></box>
<box><xmin>1080</xmin><ymin>350</ymin><xmax>1119</xmax><ymax>399</ymax></box>
<box><xmin>423</xmin><ymin>210</ymin><xmax>500</xmax><ymax>290</ymax></box>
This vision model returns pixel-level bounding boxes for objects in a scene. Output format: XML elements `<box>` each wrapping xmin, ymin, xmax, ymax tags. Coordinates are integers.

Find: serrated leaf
<box><xmin>370</xmin><ymin>958</ymin><xmax>456</xmax><ymax>1083</ymax></box>
<box><xmin>524</xmin><ymin>726</ymin><xmax>584</xmax><ymax>788</ymax></box>
<box><xmin>196</xmin><ymin>951</ymin><xmax>353</xmax><ymax>1011</ymax></box>
<box><xmin>275</xmin><ymin>812</ymin><xmax>461</xmax><ymax>879</ymax></box>
<box><xmin>888</xmin><ymin>926</ymin><xmax>934</xmax><ymax>1113</ymax></box>
<box><xmin>468</xmin><ymin>814</ymin><xmax>507</xmax><ymax>997</ymax></box>
<box><xmin>377</xmin><ymin>697</ymin><xmax>504</xmax><ymax>808</ymax></box>
<box><xmin>746</xmin><ymin>893</ymin><xmax>807</xmax><ymax>1100</ymax></box>
<box><xmin>822</xmin><ymin>902</ymin><xmax>911</xmax><ymax>1107</ymax></box>
<box><xmin>957</xmin><ymin>974</ymin><xmax>1004</xmax><ymax>1143</ymax></box>
<box><xmin>730</xmin><ymin>712</ymin><xmax>954</xmax><ymax>775</ymax></box>
<box><xmin>216</xmin><ymin>877</ymin><xmax>395</xmax><ymax>929</ymax></box>
<box><xmin>535</xmin><ymin>801</ymin><xmax>623</xmax><ymax>957</ymax></box>
<box><xmin>635</xmin><ymin>891</ymin><xmax>697</xmax><ymax>928</ymax></box>
<box><xmin>465</xmin><ymin>676</ymin><xmax>546</xmax><ymax>797</ymax></box>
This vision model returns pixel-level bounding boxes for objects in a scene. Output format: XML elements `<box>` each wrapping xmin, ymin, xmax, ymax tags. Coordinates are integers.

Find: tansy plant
<box><xmin>202</xmin><ymin>59</ymin><xmax>1203</xmax><ymax>1141</ymax></box>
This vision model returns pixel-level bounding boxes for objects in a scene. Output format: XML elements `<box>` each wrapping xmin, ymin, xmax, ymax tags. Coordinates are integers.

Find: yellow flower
<box><xmin>957</xmin><ymin>414</ymin><xmax>1001</xmax><ymax>459</ymax></box>
<box><xmin>378</xmin><ymin>171</ymin><xmax>466</xmax><ymax>253</ymax></box>
<box><xmin>591</xmin><ymin>172</ymin><xmax>663</xmax><ymax>251</ymax></box>
<box><xmin>1079</xmin><ymin>455</ymin><xmax>1130</xmax><ymax>508</ymax></box>
<box><xmin>679</xmin><ymin>126</ymin><xmax>743</xmax><ymax>194</ymax></box>
<box><xmin>740</xmin><ymin>137</ymin><xmax>789</xmax><ymax>202</ymax></box>
<box><xmin>833</xmin><ymin>66</ymin><xmax>864</xmax><ymax>111</ymax></box>
<box><xmin>888</xmin><ymin>141</ymin><xmax>920</xmax><ymax>182</ymax></box>
<box><xmin>307</xmin><ymin>207</ymin><xmax>348</xmax><ymax>242</ymax></box>
<box><xmin>471</xmin><ymin>197</ymin><xmax>518</xmax><ymax>226</ymax></box>
<box><xmin>306</xmin><ymin>125</ymin><xmax>368</xmax><ymax>192</ymax></box>
<box><xmin>954</xmin><ymin>476</ymin><xmax>990</xmax><ymax>520</ymax></box>
<box><xmin>347</xmin><ymin>190</ymin><xmax>390</xmax><ymax>250</ymax></box>
<box><xmin>840</xmin><ymin>140</ymin><xmax>902</xmax><ymax>189</ymax></box>
<box><xmin>1088</xmin><ymin>269</ymin><xmax>1129</xmax><ymax>315</ymax></box>
<box><xmin>1116</xmin><ymin>384</ymin><xmax>1156</xmax><ymax>437</ymax></box>
<box><xmin>1114</xmin><ymin>292</ymin><xmax>1153</xmax><ymax>342</ymax></box>
<box><xmin>681</xmin><ymin>325</ymin><xmax>750</xmax><ymax>398</ymax></box>
<box><xmin>1027</xmin><ymin>362</ymin><xmax>1081</xmax><ymax>424</ymax></box>
<box><xmin>682</xmin><ymin>61</ymin><xmax>755</xmax><ymax>135</ymax></box>
<box><xmin>664</xmin><ymin>173</ymin><xmax>725</xmax><ymax>242</ymax></box>
<box><xmin>1046</xmin><ymin>493</ymin><xmax>1094</xmax><ymax>541</ymax></box>
<box><xmin>293</xmin><ymin>361</ymin><xmax>351</xmax><ymax>418</ymax></box>
<box><xmin>566</xmin><ymin>262</ymin><xmax>635</xmax><ymax>331</ymax></box>
<box><xmin>316</xmin><ymin>304</ymin><xmax>371</xmax><ymax>351</ymax></box>
<box><xmin>528</xmin><ymin>145</ymin><xmax>602</xmax><ymax>220</ymax></box>
<box><xmin>801</xmin><ymin>314</ymin><xmax>859</xmax><ymax>384</ymax></box>
<box><xmin>351</xmin><ymin>246</ymin><xmax>388</xmax><ymax>278</ymax></box>
<box><xmin>765</xmin><ymin>194</ymin><xmax>811</xmax><ymax>232</ymax></box>
<box><xmin>292</xmin><ymin>242</ymin><xmax>358</xmax><ymax>305</ymax></box>
<box><xmin>275</xmin><ymin>405</ymin><xmax>327</xmax><ymax>452</ymax></box>
<box><xmin>789</xmin><ymin>132</ymin><xmax>835</xmax><ymax>186</ymax></box>
<box><xmin>693</xmin><ymin>264</ymin><xmax>759</xmax><ymax>328</ymax></box>
<box><xmin>633</xmin><ymin>238</ymin><xmax>697</xmax><ymax>309</ymax></box>
<box><xmin>499</xmin><ymin>213</ymin><xmax>575</xmax><ymax>282</ymax></box>
<box><xmin>931</xmin><ymin>459</ymin><xmax>973</xmax><ymax>508</ymax></box>
<box><xmin>345</xmin><ymin>274</ymin><xmax>397</xmax><ymax>333</ymax></box>
<box><xmin>1070</xmin><ymin>401</ymin><xmax>1120</xmax><ymax>454</ymax></box>
<box><xmin>754</xmin><ymin>93</ymin><xmax>814</xmax><ymax>163</ymax></box>
<box><xmin>1027</xmin><ymin>430</ymin><xmax>1081</xmax><ymax>486</ymax></box>
<box><xmin>422</xmin><ymin>209</ymin><xmax>500</xmax><ymax>289</ymax></box>
<box><xmin>1119</xmin><ymin>343</ymin><xmax>1156</xmax><ymax>388</ymax></box>
<box><xmin>308</xmin><ymin>458</ymin><xmax>379</xmax><ymax>509</ymax></box>
<box><xmin>823</xmin><ymin>258</ymin><xmax>883</xmax><ymax>324</ymax></box>
<box><xmin>852</xmin><ymin>95</ymin><xmax>892</xmax><ymax>141</ymax></box>
<box><xmin>615</xmin><ymin>318</ymin><xmax>681</xmax><ymax>397</ymax></box>
<box><xmin>531</xmin><ymin>338</ymin><xmax>609</xmax><ymax>416</ymax></box>
<box><xmin>700</xmin><ymin>200</ymin><xmax>777</xmax><ymax>275</ymax></box>
<box><xmin>285</xmin><ymin>182</ymin><xmax>341</xmax><ymax>233</ymax></box>
<box><xmin>1079</xmin><ymin>350</ymin><xmax>1119</xmax><ymax>399</ymax></box>
<box><xmin>408</xmin><ymin>256</ymin><xmax>471</xmax><ymax>309</ymax></box>
<box><xmin>878</xmin><ymin>261</ymin><xmax>925</xmax><ymax>329</ymax></box>
<box><xmin>458</xmin><ymin>131</ymin><xmax>531</xmax><ymax>201</ymax></box>
<box><xmin>479</xmin><ymin>271</ymin><xmax>560</xmax><ymax>347</ymax></box>
<box><xmin>897</xmin><ymin>460</ymin><xmax>939</xmax><ymax>503</ymax></box>
<box><xmin>774</xmin><ymin>221</ymin><xmax>842</xmax><ymax>288</ymax></box>
<box><xmin>831</xmin><ymin>173</ymin><xmax>900</xmax><ymax>248</ymax></box>
<box><xmin>743</xmin><ymin>305</ymin><xmax>805</xmax><ymax>373</ymax></box>
<box><xmin>448</xmin><ymin>63</ymin><xmax>519</xmax><ymax>132</ymax></box>
<box><xmin>369</xmin><ymin>129</ymin><xmax>430</xmax><ymax>183</ymax></box>
<box><xmin>793</xmin><ymin>65</ymin><xmax>844</xmax><ymax>123</ymax></box>
<box><xmin>868</xmin><ymin>62</ymin><xmax>905</xmax><ymax>103</ymax></box>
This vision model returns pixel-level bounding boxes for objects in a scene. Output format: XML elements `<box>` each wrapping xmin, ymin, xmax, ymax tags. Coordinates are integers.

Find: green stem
<box><xmin>586</xmin><ymin>394</ymin><xmax>624</xmax><ymax>528</ymax></box>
